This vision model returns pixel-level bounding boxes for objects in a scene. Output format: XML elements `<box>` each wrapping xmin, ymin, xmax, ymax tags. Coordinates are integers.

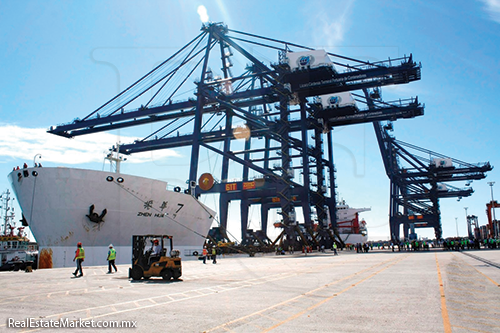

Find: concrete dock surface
<box><xmin>1</xmin><ymin>249</ymin><xmax>499</xmax><ymax>332</ymax></box>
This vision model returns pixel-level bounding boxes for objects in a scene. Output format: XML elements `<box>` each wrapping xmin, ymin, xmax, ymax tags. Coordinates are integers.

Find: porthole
<box><xmin>117</xmin><ymin>177</ymin><xmax>124</xmax><ymax>183</ymax></box>
<box><xmin>32</xmin><ymin>171</ymin><xmax>38</xmax><ymax>177</ymax></box>
<box><xmin>106</xmin><ymin>176</ymin><xmax>114</xmax><ymax>182</ymax></box>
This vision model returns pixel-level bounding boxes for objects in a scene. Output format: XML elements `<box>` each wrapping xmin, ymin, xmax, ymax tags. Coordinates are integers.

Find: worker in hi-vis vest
<box><xmin>202</xmin><ymin>247</ymin><xmax>208</xmax><ymax>264</ymax></box>
<box><xmin>73</xmin><ymin>242</ymin><xmax>85</xmax><ymax>277</ymax></box>
<box><xmin>107</xmin><ymin>244</ymin><xmax>117</xmax><ymax>274</ymax></box>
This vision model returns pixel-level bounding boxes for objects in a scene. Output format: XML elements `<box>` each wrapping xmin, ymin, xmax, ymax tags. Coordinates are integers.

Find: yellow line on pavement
<box><xmin>435</xmin><ymin>253</ymin><xmax>452</xmax><ymax>333</ymax></box>
<box><xmin>454</xmin><ymin>254</ymin><xmax>500</xmax><ymax>287</ymax></box>
<box><xmin>261</xmin><ymin>254</ymin><xmax>408</xmax><ymax>332</ymax></box>
<box><xmin>447</xmin><ymin>299</ymin><xmax>500</xmax><ymax>311</ymax></box>
<box><xmin>205</xmin><ymin>255</ymin><xmax>407</xmax><ymax>333</ymax></box>
<box><xmin>451</xmin><ymin>324</ymin><xmax>489</xmax><ymax>333</ymax></box>
<box><xmin>447</xmin><ymin>308</ymin><xmax>500</xmax><ymax>322</ymax></box>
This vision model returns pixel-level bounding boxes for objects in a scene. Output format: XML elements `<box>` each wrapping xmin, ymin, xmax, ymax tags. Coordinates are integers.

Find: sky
<box><xmin>1</xmin><ymin>0</ymin><xmax>500</xmax><ymax>242</ymax></box>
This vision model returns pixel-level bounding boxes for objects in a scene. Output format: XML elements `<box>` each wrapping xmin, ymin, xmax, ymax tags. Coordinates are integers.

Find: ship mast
<box><xmin>105</xmin><ymin>142</ymin><xmax>127</xmax><ymax>173</ymax></box>
<box><xmin>0</xmin><ymin>189</ymin><xmax>16</xmax><ymax>236</ymax></box>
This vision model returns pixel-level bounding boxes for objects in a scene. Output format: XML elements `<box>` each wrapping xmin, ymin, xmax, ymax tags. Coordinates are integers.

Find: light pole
<box><xmin>455</xmin><ymin>217</ymin><xmax>459</xmax><ymax>238</ymax></box>
<box><xmin>487</xmin><ymin>182</ymin><xmax>496</xmax><ymax>237</ymax></box>
<box><xmin>464</xmin><ymin>207</ymin><xmax>469</xmax><ymax>239</ymax></box>
<box><xmin>33</xmin><ymin>154</ymin><xmax>42</xmax><ymax>167</ymax></box>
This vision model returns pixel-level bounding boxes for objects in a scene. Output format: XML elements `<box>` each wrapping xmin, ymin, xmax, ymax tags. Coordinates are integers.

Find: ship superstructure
<box><xmin>0</xmin><ymin>189</ymin><xmax>37</xmax><ymax>270</ymax></box>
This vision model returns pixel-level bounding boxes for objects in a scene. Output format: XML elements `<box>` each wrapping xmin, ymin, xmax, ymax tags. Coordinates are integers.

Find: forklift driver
<box><xmin>152</xmin><ymin>239</ymin><xmax>162</xmax><ymax>256</ymax></box>
<box><xmin>148</xmin><ymin>238</ymin><xmax>163</xmax><ymax>264</ymax></box>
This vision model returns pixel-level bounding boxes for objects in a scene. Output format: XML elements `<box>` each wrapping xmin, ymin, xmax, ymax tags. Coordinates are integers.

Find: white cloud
<box><xmin>381</xmin><ymin>83</ymin><xmax>425</xmax><ymax>99</ymax></box>
<box><xmin>0</xmin><ymin>124</ymin><xmax>180</xmax><ymax>165</ymax></box>
<box><xmin>197</xmin><ymin>5</ymin><xmax>209</xmax><ymax>23</ymax></box>
<box><xmin>310</xmin><ymin>0</ymin><xmax>354</xmax><ymax>49</ymax></box>
<box><xmin>481</xmin><ymin>0</ymin><xmax>500</xmax><ymax>23</ymax></box>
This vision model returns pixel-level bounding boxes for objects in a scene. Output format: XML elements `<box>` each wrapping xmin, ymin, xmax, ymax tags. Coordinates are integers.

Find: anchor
<box><xmin>86</xmin><ymin>204</ymin><xmax>107</xmax><ymax>223</ymax></box>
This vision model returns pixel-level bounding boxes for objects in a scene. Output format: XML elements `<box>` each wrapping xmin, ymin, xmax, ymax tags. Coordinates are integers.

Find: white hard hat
<box><xmin>109</xmin><ymin>244</ymin><xmax>113</xmax><ymax>248</ymax></box>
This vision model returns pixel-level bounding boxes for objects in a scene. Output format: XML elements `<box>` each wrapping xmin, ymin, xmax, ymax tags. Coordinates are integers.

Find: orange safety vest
<box><xmin>202</xmin><ymin>248</ymin><xmax>208</xmax><ymax>256</ymax></box>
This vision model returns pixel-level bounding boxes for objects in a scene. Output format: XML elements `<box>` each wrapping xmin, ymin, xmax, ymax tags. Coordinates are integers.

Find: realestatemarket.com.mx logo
<box><xmin>7</xmin><ymin>318</ymin><xmax>137</xmax><ymax>329</ymax></box>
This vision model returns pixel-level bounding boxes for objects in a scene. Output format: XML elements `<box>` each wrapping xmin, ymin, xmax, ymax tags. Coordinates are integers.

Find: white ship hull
<box><xmin>8</xmin><ymin>167</ymin><xmax>215</xmax><ymax>268</ymax></box>
<box><xmin>338</xmin><ymin>233</ymin><xmax>368</xmax><ymax>245</ymax></box>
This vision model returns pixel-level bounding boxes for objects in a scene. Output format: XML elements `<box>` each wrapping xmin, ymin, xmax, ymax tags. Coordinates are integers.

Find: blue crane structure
<box><xmin>367</xmin><ymin>117</ymin><xmax>492</xmax><ymax>240</ymax></box>
<box><xmin>48</xmin><ymin>23</ymin><xmax>489</xmax><ymax>247</ymax></box>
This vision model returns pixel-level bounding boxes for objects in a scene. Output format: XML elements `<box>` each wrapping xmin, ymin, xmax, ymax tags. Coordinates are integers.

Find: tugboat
<box><xmin>0</xmin><ymin>189</ymin><xmax>37</xmax><ymax>271</ymax></box>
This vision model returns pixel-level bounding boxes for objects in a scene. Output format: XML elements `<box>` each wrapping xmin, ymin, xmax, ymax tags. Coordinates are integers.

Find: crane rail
<box><xmin>460</xmin><ymin>251</ymin><xmax>500</xmax><ymax>270</ymax></box>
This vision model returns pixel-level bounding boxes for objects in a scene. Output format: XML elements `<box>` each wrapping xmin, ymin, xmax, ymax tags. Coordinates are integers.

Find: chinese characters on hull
<box><xmin>136</xmin><ymin>200</ymin><xmax>184</xmax><ymax>219</ymax></box>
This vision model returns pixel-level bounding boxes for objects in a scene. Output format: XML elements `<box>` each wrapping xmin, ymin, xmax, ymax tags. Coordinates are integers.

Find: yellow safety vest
<box><xmin>108</xmin><ymin>248</ymin><xmax>116</xmax><ymax>260</ymax></box>
<box><xmin>76</xmin><ymin>247</ymin><xmax>85</xmax><ymax>259</ymax></box>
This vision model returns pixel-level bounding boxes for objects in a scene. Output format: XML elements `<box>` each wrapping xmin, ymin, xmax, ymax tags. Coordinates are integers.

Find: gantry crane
<box><xmin>48</xmin><ymin>23</ymin><xmax>429</xmax><ymax>247</ymax></box>
<box><xmin>486</xmin><ymin>201</ymin><xmax>500</xmax><ymax>238</ymax></box>
<box><xmin>364</xmin><ymin>90</ymin><xmax>492</xmax><ymax>240</ymax></box>
<box><xmin>467</xmin><ymin>215</ymin><xmax>479</xmax><ymax>239</ymax></box>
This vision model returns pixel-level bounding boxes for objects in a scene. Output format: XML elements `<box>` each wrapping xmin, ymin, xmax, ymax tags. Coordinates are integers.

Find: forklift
<box><xmin>128</xmin><ymin>235</ymin><xmax>182</xmax><ymax>281</ymax></box>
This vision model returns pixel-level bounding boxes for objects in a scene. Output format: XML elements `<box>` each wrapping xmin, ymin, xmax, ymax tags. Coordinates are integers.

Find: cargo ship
<box><xmin>335</xmin><ymin>200</ymin><xmax>370</xmax><ymax>244</ymax></box>
<box><xmin>8</xmin><ymin>165</ymin><xmax>215</xmax><ymax>268</ymax></box>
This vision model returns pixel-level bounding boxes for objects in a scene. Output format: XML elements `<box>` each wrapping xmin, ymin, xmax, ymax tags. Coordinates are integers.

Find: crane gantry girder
<box><xmin>49</xmin><ymin>95</ymin><xmax>423</xmax><ymax>151</ymax></box>
<box><xmin>400</xmin><ymin>189</ymin><xmax>474</xmax><ymax>200</ymax></box>
<box><xmin>310</xmin><ymin>99</ymin><xmax>423</xmax><ymax>128</ymax></box>
<box><xmin>115</xmin><ymin>100</ymin><xmax>424</xmax><ymax>155</ymax></box>
<box><xmin>282</xmin><ymin>56</ymin><xmax>421</xmax><ymax>98</ymax></box>
<box><xmin>390</xmin><ymin>214</ymin><xmax>441</xmax><ymax>233</ymax></box>
<box><xmin>48</xmin><ymin>57</ymin><xmax>421</xmax><ymax>139</ymax></box>
<box><xmin>400</xmin><ymin>174</ymin><xmax>489</xmax><ymax>184</ymax></box>
<box><xmin>384</xmin><ymin>137</ymin><xmax>493</xmax><ymax>178</ymax></box>
<box><xmin>398</xmin><ymin>165</ymin><xmax>492</xmax><ymax>180</ymax></box>
<box><xmin>201</xmin><ymin>182</ymin><xmax>304</xmax><ymax>205</ymax></box>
